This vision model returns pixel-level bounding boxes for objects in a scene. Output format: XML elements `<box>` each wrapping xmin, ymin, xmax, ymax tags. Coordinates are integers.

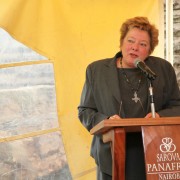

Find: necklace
<box><xmin>119</xmin><ymin>58</ymin><xmax>142</xmax><ymax>103</ymax></box>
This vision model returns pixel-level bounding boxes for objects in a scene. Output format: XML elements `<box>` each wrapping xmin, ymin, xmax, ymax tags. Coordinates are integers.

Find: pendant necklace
<box><xmin>120</xmin><ymin>58</ymin><xmax>142</xmax><ymax>103</ymax></box>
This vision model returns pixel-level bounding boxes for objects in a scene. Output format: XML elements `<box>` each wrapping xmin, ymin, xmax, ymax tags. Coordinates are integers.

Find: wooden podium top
<box><xmin>90</xmin><ymin>117</ymin><xmax>180</xmax><ymax>135</ymax></box>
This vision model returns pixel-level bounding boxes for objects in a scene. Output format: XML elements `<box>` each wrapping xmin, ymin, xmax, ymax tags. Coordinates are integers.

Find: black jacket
<box><xmin>78</xmin><ymin>53</ymin><xmax>180</xmax><ymax>175</ymax></box>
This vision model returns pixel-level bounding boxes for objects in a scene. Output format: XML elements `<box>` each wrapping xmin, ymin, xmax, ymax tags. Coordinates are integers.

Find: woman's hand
<box><xmin>145</xmin><ymin>112</ymin><xmax>160</xmax><ymax>118</ymax></box>
<box><xmin>109</xmin><ymin>114</ymin><xmax>121</xmax><ymax>119</ymax></box>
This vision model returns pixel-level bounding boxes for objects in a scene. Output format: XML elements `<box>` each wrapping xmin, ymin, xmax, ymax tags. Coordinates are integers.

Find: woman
<box><xmin>78</xmin><ymin>17</ymin><xmax>180</xmax><ymax>180</ymax></box>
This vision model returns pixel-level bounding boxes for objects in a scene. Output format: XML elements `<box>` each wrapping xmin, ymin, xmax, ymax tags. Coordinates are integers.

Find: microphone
<box><xmin>134</xmin><ymin>59</ymin><xmax>157</xmax><ymax>80</ymax></box>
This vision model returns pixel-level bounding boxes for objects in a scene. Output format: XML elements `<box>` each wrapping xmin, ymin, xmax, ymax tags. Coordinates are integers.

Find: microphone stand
<box><xmin>135</xmin><ymin>59</ymin><xmax>157</xmax><ymax>118</ymax></box>
<box><xmin>148</xmin><ymin>79</ymin><xmax>156</xmax><ymax>118</ymax></box>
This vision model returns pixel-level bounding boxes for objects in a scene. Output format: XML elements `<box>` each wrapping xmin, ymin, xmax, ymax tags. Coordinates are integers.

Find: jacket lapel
<box><xmin>104</xmin><ymin>57</ymin><xmax>121</xmax><ymax>104</ymax></box>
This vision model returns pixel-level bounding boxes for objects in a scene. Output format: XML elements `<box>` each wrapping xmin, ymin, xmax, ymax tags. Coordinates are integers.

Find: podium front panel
<box><xmin>142</xmin><ymin>125</ymin><xmax>180</xmax><ymax>180</ymax></box>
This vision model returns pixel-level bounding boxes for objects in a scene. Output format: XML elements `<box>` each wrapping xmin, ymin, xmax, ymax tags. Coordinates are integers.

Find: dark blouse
<box><xmin>117</xmin><ymin>68</ymin><xmax>148</xmax><ymax>118</ymax></box>
<box><xmin>118</xmin><ymin>68</ymin><xmax>148</xmax><ymax>180</ymax></box>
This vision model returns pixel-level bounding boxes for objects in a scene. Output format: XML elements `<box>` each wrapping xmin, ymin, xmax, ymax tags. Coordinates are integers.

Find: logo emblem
<box><xmin>160</xmin><ymin>137</ymin><xmax>176</xmax><ymax>152</ymax></box>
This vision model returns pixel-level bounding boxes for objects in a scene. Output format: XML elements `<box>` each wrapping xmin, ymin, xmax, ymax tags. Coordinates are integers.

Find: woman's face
<box><xmin>121</xmin><ymin>27</ymin><xmax>151</xmax><ymax>68</ymax></box>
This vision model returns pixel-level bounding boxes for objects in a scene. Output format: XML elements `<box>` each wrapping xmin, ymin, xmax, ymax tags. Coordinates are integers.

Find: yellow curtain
<box><xmin>0</xmin><ymin>0</ymin><xmax>164</xmax><ymax>179</ymax></box>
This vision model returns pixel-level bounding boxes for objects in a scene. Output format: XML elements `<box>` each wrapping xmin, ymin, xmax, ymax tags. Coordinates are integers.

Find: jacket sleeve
<box><xmin>78</xmin><ymin>64</ymin><xmax>109</xmax><ymax>131</ymax></box>
<box><xmin>157</xmin><ymin>62</ymin><xmax>180</xmax><ymax>117</ymax></box>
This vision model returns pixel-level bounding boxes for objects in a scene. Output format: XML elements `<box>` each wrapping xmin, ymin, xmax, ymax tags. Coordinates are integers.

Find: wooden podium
<box><xmin>90</xmin><ymin>117</ymin><xmax>180</xmax><ymax>180</ymax></box>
